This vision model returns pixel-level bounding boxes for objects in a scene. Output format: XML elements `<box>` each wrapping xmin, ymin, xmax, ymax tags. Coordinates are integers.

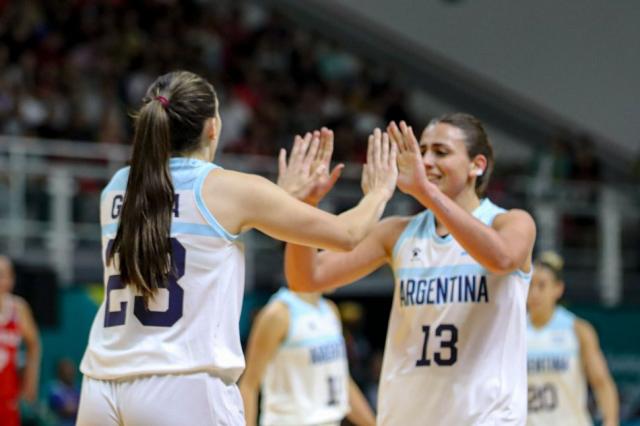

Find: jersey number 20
<box><xmin>103</xmin><ymin>238</ymin><xmax>185</xmax><ymax>328</ymax></box>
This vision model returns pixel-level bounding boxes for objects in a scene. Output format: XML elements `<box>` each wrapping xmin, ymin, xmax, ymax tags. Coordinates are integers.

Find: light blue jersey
<box><xmin>81</xmin><ymin>158</ymin><xmax>245</xmax><ymax>384</ymax></box>
<box><xmin>527</xmin><ymin>306</ymin><xmax>591</xmax><ymax>426</ymax></box>
<box><xmin>380</xmin><ymin>199</ymin><xmax>531</xmax><ymax>425</ymax></box>
<box><xmin>260</xmin><ymin>288</ymin><xmax>349</xmax><ymax>426</ymax></box>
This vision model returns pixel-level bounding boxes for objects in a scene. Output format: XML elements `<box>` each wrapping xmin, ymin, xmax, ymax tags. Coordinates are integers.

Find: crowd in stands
<box><xmin>0</xmin><ymin>0</ymin><xmax>415</xmax><ymax>163</ymax></box>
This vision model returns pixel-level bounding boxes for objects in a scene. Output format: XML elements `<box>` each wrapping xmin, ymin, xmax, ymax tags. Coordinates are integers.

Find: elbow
<box><xmin>485</xmin><ymin>255</ymin><xmax>520</xmax><ymax>275</ymax></box>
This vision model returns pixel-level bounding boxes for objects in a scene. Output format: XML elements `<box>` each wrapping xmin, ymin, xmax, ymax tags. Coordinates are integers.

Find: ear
<box><xmin>205</xmin><ymin>117</ymin><xmax>218</xmax><ymax>141</ymax></box>
<box><xmin>469</xmin><ymin>154</ymin><xmax>488</xmax><ymax>178</ymax></box>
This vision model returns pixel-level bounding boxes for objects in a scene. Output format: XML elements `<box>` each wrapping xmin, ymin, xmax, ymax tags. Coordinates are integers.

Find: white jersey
<box><xmin>527</xmin><ymin>307</ymin><xmax>591</xmax><ymax>426</ymax></box>
<box><xmin>81</xmin><ymin>158</ymin><xmax>245</xmax><ymax>384</ymax></box>
<box><xmin>380</xmin><ymin>199</ymin><xmax>531</xmax><ymax>425</ymax></box>
<box><xmin>260</xmin><ymin>288</ymin><xmax>349</xmax><ymax>426</ymax></box>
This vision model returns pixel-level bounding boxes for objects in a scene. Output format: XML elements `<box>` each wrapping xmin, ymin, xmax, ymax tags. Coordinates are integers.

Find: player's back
<box><xmin>380</xmin><ymin>199</ymin><xmax>530</xmax><ymax>425</ymax></box>
<box><xmin>81</xmin><ymin>158</ymin><xmax>245</xmax><ymax>384</ymax></box>
<box><xmin>527</xmin><ymin>306</ymin><xmax>591</xmax><ymax>426</ymax></box>
<box><xmin>260</xmin><ymin>288</ymin><xmax>349</xmax><ymax>426</ymax></box>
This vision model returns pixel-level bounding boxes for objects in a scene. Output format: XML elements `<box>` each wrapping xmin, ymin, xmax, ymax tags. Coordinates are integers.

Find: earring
<box><xmin>475</xmin><ymin>169</ymin><xmax>483</xmax><ymax>177</ymax></box>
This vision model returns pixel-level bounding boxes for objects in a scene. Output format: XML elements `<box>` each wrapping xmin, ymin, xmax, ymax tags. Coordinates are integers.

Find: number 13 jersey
<box><xmin>81</xmin><ymin>158</ymin><xmax>246</xmax><ymax>384</ymax></box>
<box><xmin>380</xmin><ymin>199</ymin><xmax>531</xmax><ymax>425</ymax></box>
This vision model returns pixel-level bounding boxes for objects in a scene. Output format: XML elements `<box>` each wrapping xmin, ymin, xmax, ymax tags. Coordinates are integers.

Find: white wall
<box><xmin>327</xmin><ymin>0</ymin><xmax>640</xmax><ymax>156</ymax></box>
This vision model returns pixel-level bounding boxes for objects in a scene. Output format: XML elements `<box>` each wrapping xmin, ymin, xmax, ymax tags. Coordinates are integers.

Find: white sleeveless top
<box><xmin>380</xmin><ymin>199</ymin><xmax>531</xmax><ymax>425</ymax></box>
<box><xmin>81</xmin><ymin>158</ymin><xmax>245</xmax><ymax>384</ymax></box>
<box><xmin>260</xmin><ymin>288</ymin><xmax>349</xmax><ymax>426</ymax></box>
<box><xmin>527</xmin><ymin>306</ymin><xmax>591</xmax><ymax>426</ymax></box>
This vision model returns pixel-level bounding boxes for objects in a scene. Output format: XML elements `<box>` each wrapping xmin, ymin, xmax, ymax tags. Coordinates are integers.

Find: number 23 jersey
<box><xmin>81</xmin><ymin>158</ymin><xmax>246</xmax><ymax>384</ymax></box>
<box><xmin>380</xmin><ymin>199</ymin><xmax>531</xmax><ymax>425</ymax></box>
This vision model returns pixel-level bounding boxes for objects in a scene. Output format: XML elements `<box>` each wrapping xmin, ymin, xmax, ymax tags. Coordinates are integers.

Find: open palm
<box><xmin>387</xmin><ymin>121</ymin><xmax>429</xmax><ymax>197</ymax></box>
<box><xmin>277</xmin><ymin>128</ymin><xmax>343</xmax><ymax>205</ymax></box>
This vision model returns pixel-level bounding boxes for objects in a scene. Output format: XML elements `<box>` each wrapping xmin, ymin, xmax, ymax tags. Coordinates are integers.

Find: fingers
<box><xmin>291</xmin><ymin>132</ymin><xmax>312</xmax><ymax>168</ymax></box>
<box><xmin>303</xmin><ymin>132</ymin><xmax>320</xmax><ymax>170</ymax></box>
<box><xmin>387</xmin><ymin>121</ymin><xmax>405</xmax><ymax>151</ymax></box>
<box><xmin>328</xmin><ymin>163</ymin><xmax>344</xmax><ymax>187</ymax></box>
<box><xmin>381</xmin><ymin>131</ymin><xmax>390</xmax><ymax>165</ymax></box>
<box><xmin>399</xmin><ymin>121</ymin><xmax>420</xmax><ymax>153</ymax></box>
<box><xmin>278</xmin><ymin>148</ymin><xmax>287</xmax><ymax>175</ymax></box>
<box><xmin>319</xmin><ymin>127</ymin><xmax>334</xmax><ymax>166</ymax></box>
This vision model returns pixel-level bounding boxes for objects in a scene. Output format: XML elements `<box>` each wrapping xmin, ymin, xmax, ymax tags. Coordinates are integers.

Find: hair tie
<box><xmin>155</xmin><ymin>96</ymin><xmax>169</xmax><ymax>109</ymax></box>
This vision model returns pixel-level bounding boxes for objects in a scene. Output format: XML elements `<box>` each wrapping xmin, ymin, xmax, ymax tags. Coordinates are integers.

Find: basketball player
<box><xmin>0</xmin><ymin>255</ymin><xmax>41</xmax><ymax>426</ymax></box>
<box><xmin>284</xmin><ymin>115</ymin><xmax>537</xmax><ymax>425</ymax></box>
<box><xmin>527</xmin><ymin>251</ymin><xmax>619</xmax><ymax>426</ymax></box>
<box><xmin>77</xmin><ymin>71</ymin><xmax>397</xmax><ymax>425</ymax></box>
<box><xmin>239</xmin><ymin>288</ymin><xmax>375</xmax><ymax>426</ymax></box>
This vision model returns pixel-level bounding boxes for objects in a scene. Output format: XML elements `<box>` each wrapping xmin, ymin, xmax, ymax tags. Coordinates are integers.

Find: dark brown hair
<box><xmin>108</xmin><ymin>71</ymin><xmax>218</xmax><ymax>304</ymax></box>
<box><xmin>430</xmin><ymin>113</ymin><xmax>494</xmax><ymax>197</ymax></box>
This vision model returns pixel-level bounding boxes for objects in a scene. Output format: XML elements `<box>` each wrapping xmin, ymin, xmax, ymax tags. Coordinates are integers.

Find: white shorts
<box><xmin>77</xmin><ymin>372</ymin><xmax>245</xmax><ymax>426</ymax></box>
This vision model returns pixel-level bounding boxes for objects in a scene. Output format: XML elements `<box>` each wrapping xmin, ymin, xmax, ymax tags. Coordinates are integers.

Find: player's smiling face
<box><xmin>419</xmin><ymin>123</ymin><xmax>476</xmax><ymax>198</ymax></box>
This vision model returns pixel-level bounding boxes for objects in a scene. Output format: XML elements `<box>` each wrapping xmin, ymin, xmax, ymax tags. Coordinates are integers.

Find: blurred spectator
<box><xmin>339</xmin><ymin>301</ymin><xmax>371</xmax><ymax>387</ymax></box>
<box><xmin>48</xmin><ymin>358</ymin><xmax>80</xmax><ymax>426</ymax></box>
<box><xmin>0</xmin><ymin>0</ymin><xmax>418</xmax><ymax>166</ymax></box>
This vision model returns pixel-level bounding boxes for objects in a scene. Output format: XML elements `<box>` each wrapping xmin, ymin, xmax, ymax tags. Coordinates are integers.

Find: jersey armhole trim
<box><xmin>195</xmin><ymin>165</ymin><xmax>239</xmax><ymax>242</ymax></box>
<box><xmin>392</xmin><ymin>211</ymin><xmax>427</xmax><ymax>259</ymax></box>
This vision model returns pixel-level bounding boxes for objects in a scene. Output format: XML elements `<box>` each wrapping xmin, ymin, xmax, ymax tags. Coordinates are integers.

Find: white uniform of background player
<box><xmin>260</xmin><ymin>288</ymin><xmax>349</xmax><ymax>426</ymax></box>
<box><xmin>527</xmin><ymin>306</ymin><xmax>591</xmax><ymax>426</ymax></box>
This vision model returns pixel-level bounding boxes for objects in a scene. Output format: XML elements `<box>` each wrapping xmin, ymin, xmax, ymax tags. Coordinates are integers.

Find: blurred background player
<box><xmin>0</xmin><ymin>255</ymin><xmax>41</xmax><ymax>426</ymax></box>
<box><xmin>239</xmin><ymin>288</ymin><xmax>375</xmax><ymax>426</ymax></box>
<box><xmin>284</xmin><ymin>115</ymin><xmax>537</xmax><ymax>425</ymax></box>
<box><xmin>527</xmin><ymin>251</ymin><xmax>619</xmax><ymax>426</ymax></box>
<box><xmin>240</xmin><ymin>130</ymin><xmax>375</xmax><ymax>426</ymax></box>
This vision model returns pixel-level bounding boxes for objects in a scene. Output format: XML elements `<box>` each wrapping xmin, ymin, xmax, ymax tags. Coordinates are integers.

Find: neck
<box><xmin>294</xmin><ymin>291</ymin><xmax>322</xmax><ymax>305</ymax></box>
<box><xmin>453</xmin><ymin>187</ymin><xmax>481</xmax><ymax>213</ymax></box>
<box><xmin>529</xmin><ymin>307</ymin><xmax>555</xmax><ymax>328</ymax></box>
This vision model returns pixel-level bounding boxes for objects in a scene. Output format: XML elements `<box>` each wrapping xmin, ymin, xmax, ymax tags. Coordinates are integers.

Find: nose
<box><xmin>422</xmin><ymin>151</ymin><xmax>436</xmax><ymax>169</ymax></box>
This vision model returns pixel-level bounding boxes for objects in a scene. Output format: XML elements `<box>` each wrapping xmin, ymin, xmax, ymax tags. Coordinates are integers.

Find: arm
<box><xmin>388</xmin><ymin>121</ymin><xmax>536</xmax><ymax>274</ymax></box>
<box><xmin>285</xmin><ymin>216</ymin><xmax>408</xmax><ymax>292</ymax></box>
<box><xmin>346</xmin><ymin>376</ymin><xmax>376</xmax><ymax>426</ymax></box>
<box><xmin>575</xmin><ymin>319</ymin><xmax>619</xmax><ymax>426</ymax></box>
<box><xmin>16</xmin><ymin>296</ymin><xmax>40</xmax><ymax>403</ymax></box>
<box><xmin>204</xmin><ymin>131</ymin><xmax>396</xmax><ymax>252</ymax></box>
<box><xmin>238</xmin><ymin>302</ymin><xmax>289</xmax><ymax>426</ymax></box>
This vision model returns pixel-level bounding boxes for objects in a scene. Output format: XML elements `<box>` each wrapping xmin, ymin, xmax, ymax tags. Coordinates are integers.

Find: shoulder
<box><xmin>258</xmin><ymin>299</ymin><xmax>290</xmax><ymax>328</ymax></box>
<box><xmin>12</xmin><ymin>295</ymin><xmax>30</xmax><ymax>313</ymax></box>
<box><xmin>574</xmin><ymin>317</ymin><xmax>600</xmax><ymax>347</ymax></box>
<box><xmin>492</xmin><ymin>208</ymin><xmax>536</xmax><ymax>234</ymax></box>
<box><xmin>375</xmin><ymin>215</ymin><xmax>413</xmax><ymax>249</ymax></box>
<box><xmin>323</xmin><ymin>298</ymin><xmax>341</xmax><ymax>321</ymax></box>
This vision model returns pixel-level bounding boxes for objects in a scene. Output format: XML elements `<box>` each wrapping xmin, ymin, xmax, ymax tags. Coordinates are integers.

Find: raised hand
<box><xmin>305</xmin><ymin>127</ymin><xmax>344</xmax><ymax>205</ymax></box>
<box><xmin>361</xmin><ymin>128</ymin><xmax>397</xmax><ymax>200</ymax></box>
<box><xmin>387</xmin><ymin>120</ymin><xmax>430</xmax><ymax>198</ymax></box>
<box><xmin>277</xmin><ymin>129</ymin><xmax>343</xmax><ymax>204</ymax></box>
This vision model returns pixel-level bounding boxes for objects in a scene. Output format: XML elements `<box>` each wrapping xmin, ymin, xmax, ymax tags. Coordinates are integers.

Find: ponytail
<box><xmin>109</xmin><ymin>98</ymin><xmax>175</xmax><ymax>304</ymax></box>
<box><xmin>107</xmin><ymin>71</ymin><xmax>218</xmax><ymax>305</ymax></box>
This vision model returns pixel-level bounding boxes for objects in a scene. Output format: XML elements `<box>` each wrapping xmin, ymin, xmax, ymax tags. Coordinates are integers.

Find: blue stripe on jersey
<box><xmin>101</xmin><ymin>222</ymin><xmax>228</xmax><ymax>238</ymax></box>
<box><xmin>395</xmin><ymin>263</ymin><xmax>487</xmax><ymax>279</ymax></box>
<box><xmin>193</xmin><ymin>163</ymin><xmax>238</xmax><ymax>242</ymax></box>
<box><xmin>281</xmin><ymin>334</ymin><xmax>344</xmax><ymax>349</ymax></box>
<box><xmin>527</xmin><ymin>349</ymin><xmax>578</xmax><ymax>358</ymax></box>
<box><xmin>100</xmin><ymin>167</ymin><xmax>129</xmax><ymax>201</ymax></box>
